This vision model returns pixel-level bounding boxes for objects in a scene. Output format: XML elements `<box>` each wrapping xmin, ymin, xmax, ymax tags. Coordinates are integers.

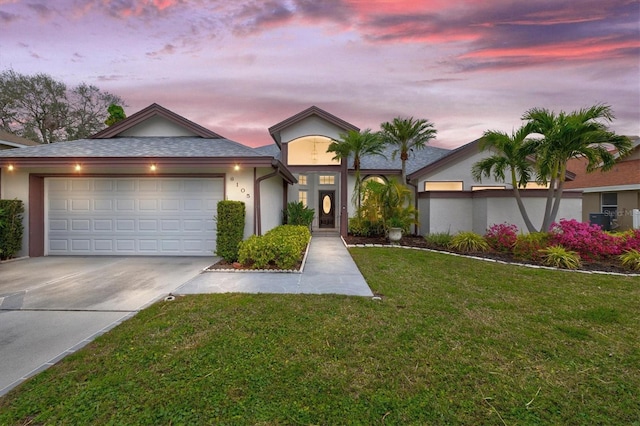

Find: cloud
<box><xmin>232</xmin><ymin>1</ymin><xmax>295</xmax><ymax>35</ymax></box>
<box><xmin>0</xmin><ymin>10</ymin><xmax>19</xmax><ymax>23</ymax></box>
<box><xmin>26</xmin><ymin>2</ymin><xmax>53</xmax><ymax>19</ymax></box>
<box><xmin>146</xmin><ymin>43</ymin><xmax>177</xmax><ymax>58</ymax></box>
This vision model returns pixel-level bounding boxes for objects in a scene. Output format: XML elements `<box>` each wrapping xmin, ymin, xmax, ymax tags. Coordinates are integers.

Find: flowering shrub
<box><xmin>484</xmin><ymin>223</ymin><xmax>518</xmax><ymax>253</ymax></box>
<box><xmin>548</xmin><ymin>219</ymin><xmax>620</xmax><ymax>261</ymax></box>
<box><xmin>513</xmin><ymin>232</ymin><xmax>549</xmax><ymax>262</ymax></box>
<box><xmin>618</xmin><ymin>229</ymin><xmax>640</xmax><ymax>253</ymax></box>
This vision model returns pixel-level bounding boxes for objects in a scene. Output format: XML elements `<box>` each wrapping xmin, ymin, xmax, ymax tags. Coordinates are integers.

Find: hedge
<box><xmin>215</xmin><ymin>200</ymin><xmax>246</xmax><ymax>262</ymax></box>
<box><xmin>0</xmin><ymin>199</ymin><xmax>24</xmax><ymax>260</ymax></box>
<box><xmin>238</xmin><ymin>225</ymin><xmax>311</xmax><ymax>270</ymax></box>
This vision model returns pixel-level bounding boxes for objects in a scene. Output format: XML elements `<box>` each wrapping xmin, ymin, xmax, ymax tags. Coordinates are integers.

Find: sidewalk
<box><xmin>176</xmin><ymin>236</ymin><xmax>373</xmax><ymax>297</ymax></box>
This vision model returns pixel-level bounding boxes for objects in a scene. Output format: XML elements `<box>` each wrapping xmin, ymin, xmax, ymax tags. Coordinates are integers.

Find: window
<box><xmin>601</xmin><ymin>192</ymin><xmax>617</xmax><ymax>219</ymax></box>
<box><xmin>298</xmin><ymin>174</ymin><xmax>307</xmax><ymax>186</ymax></box>
<box><xmin>424</xmin><ymin>181</ymin><xmax>463</xmax><ymax>191</ymax></box>
<box><xmin>319</xmin><ymin>175</ymin><xmax>335</xmax><ymax>185</ymax></box>
<box><xmin>287</xmin><ymin>136</ymin><xmax>340</xmax><ymax>166</ymax></box>
<box><xmin>299</xmin><ymin>190</ymin><xmax>308</xmax><ymax>207</ymax></box>
<box><xmin>363</xmin><ymin>175</ymin><xmax>386</xmax><ymax>185</ymax></box>
<box><xmin>522</xmin><ymin>182</ymin><xmax>549</xmax><ymax>189</ymax></box>
<box><xmin>471</xmin><ymin>185</ymin><xmax>505</xmax><ymax>191</ymax></box>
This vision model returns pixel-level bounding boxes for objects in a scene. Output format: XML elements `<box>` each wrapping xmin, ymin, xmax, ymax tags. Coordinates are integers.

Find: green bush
<box><xmin>620</xmin><ymin>250</ymin><xmax>640</xmax><ymax>271</ymax></box>
<box><xmin>283</xmin><ymin>202</ymin><xmax>314</xmax><ymax>227</ymax></box>
<box><xmin>540</xmin><ymin>245</ymin><xmax>581</xmax><ymax>270</ymax></box>
<box><xmin>348</xmin><ymin>216</ymin><xmax>385</xmax><ymax>237</ymax></box>
<box><xmin>0</xmin><ymin>200</ymin><xmax>24</xmax><ymax>260</ymax></box>
<box><xmin>513</xmin><ymin>232</ymin><xmax>549</xmax><ymax>261</ymax></box>
<box><xmin>215</xmin><ymin>201</ymin><xmax>246</xmax><ymax>262</ymax></box>
<box><xmin>424</xmin><ymin>232</ymin><xmax>452</xmax><ymax>248</ymax></box>
<box><xmin>238</xmin><ymin>225</ymin><xmax>311</xmax><ymax>270</ymax></box>
<box><xmin>448</xmin><ymin>231</ymin><xmax>489</xmax><ymax>253</ymax></box>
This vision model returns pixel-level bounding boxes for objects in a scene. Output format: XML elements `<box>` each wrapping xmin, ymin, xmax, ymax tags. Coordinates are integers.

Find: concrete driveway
<box><xmin>0</xmin><ymin>256</ymin><xmax>212</xmax><ymax>396</ymax></box>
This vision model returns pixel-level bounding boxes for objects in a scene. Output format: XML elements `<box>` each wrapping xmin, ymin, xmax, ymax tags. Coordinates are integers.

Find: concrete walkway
<box><xmin>176</xmin><ymin>236</ymin><xmax>373</xmax><ymax>297</ymax></box>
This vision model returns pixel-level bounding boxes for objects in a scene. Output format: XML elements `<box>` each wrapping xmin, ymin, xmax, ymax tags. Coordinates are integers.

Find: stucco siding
<box><xmin>419</xmin><ymin>197</ymin><xmax>473</xmax><ymax>235</ymax></box>
<box><xmin>0</xmin><ymin>169</ymin><xmax>30</xmax><ymax>257</ymax></box>
<box><xmin>280</xmin><ymin>116</ymin><xmax>345</xmax><ymax>143</ymax></box>
<box><xmin>120</xmin><ymin>116</ymin><xmax>200</xmax><ymax>137</ymax></box>
<box><xmin>417</xmin><ymin>150</ymin><xmax>508</xmax><ymax>191</ymax></box>
<box><xmin>257</xmin><ymin>169</ymin><xmax>284</xmax><ymax>234</ymax></box>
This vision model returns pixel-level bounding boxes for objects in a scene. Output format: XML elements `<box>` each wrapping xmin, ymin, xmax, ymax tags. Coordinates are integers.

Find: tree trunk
<box><xmin>511</xmin><ymin>169</ymin><xmax>537</xmax><ymax>233</ymax></box>
<box><xmin>546</xmin><ymin>164</ymin><xmax>567</xmax><ymax>229</ymax></box>
<box><xmin>540</xmin><ymin>163</ymin><xmax>558</xmax><ymax>232</ymax></box>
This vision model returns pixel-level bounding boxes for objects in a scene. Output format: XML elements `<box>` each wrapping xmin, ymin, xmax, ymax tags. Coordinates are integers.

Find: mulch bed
<box><xmin>206</xmin><ymin>259</ymin><xmax>303</xmax><ymax>272</ymax></box>
<box><xmin>343</xmin><ymin>235</ymin><xmax>635</xmax><ymax>275</ymax></box>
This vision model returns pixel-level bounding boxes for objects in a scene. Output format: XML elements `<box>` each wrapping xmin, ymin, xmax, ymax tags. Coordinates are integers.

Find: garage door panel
<box><xmin>46</xmin><ymin>177</ymin><xmax>222</xmax><ymax>256</ymax></box>
<box><xmin>71</xmin><ymin>199</ymin><xmax>90</xmax><ymax>211</ymax></box>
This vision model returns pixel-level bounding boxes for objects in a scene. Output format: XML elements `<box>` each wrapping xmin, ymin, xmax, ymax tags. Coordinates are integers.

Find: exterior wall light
<box><xmin>7</xmin><ymin>164</ymin><xmax>14</xmax><ymax>171</ymax></box>
<box><xmin>234</xmin><ymin>164</ymin><xmax>240</xmax><ymax>171</ymax></box>
<box><xmin>150</xmin><ymin>164</ymin><xmax>157</xmax><ymax>172</ymax></box>
<box><xmin>75</xmin><ymin>164</ymin><xmax>82</xmax><ymax>172</ymax></box>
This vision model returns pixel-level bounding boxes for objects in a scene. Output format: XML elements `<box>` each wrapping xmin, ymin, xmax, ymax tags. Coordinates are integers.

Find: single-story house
<box><xmin>563</xmin><ymin>137</ymin><xmax>640</xmax><ymax>230</ymax></box>
<box><xmin>0</xmin><ymin>103</ymin><xmax>582</xmax><ymax>257</ymax></box>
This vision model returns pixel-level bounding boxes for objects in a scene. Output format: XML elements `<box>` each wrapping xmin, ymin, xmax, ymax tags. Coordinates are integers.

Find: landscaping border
<box><xmin>342</xmin><ymin>237</ymin><xmax>640</xmax><ymax>278</ymax></box>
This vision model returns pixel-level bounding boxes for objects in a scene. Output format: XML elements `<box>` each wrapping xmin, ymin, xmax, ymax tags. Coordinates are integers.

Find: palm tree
<box><xmin>471</xmin><ymin>125</ymin><xmax>539</xmax><ymax>233</ymax></box>
<box><xmin>380</xmin><ymin>117</ymin><xmax>437</xmax><ymax>186</ymax></box>
<box><xmin>524</xmin><ymin>104</ymin><xmax>632</xmax><ymax>231</ymax></box>
<box><xmin>327</xmin><ymin>129</ymin><xmax>386</xmax><ymax>211</ymax></box>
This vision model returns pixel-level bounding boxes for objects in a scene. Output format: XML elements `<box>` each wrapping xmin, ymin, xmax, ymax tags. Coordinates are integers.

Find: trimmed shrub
<box><xmin>238</xmin><ymin>225</ymin><xmax>311</xmax><ymax>270</ymax></box>
<box><xmin>448</xmin><ymin>231</ymin><xmax>489</xmax><ymax>253</ymax></box>
<box><xmin>283</xmin><ymin>202</ymin><xmax>314</xmax><ymax>227</ymax></box>
<box><xmin>215</xmin><ymin>201</ymin><xmax>246</xmax><ymax>262</ymax></box>
<box><xmin>513</xmin><ymin>232</ymin><xmax>549</xmax><ymax>262</ymax></box>
<box><xmin>540</xmin><ymin>245</ymin><xmax>581</xmax><ymax>269</ymax></box>
<box><xmin>484</xmin><ymin>223</ymin><xmax>518</xmax><ymax>253</ymax></box>
<box><xmin>0</xmin><ymin>199</ymin><xmax>24</xmax><ymax>260</ymax></box>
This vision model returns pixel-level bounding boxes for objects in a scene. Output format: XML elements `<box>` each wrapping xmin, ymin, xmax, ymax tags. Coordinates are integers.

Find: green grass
<box><xmin>1</xmin><ymin>248</ymin><xmax>639</xmax><ymax>425</ymax></box>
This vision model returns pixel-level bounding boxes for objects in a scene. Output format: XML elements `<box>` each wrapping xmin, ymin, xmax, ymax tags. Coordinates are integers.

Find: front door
<box><xmin>319</xmin><ymin>190</ymin><xmax>335</xmax><ymax>228</ymax></box>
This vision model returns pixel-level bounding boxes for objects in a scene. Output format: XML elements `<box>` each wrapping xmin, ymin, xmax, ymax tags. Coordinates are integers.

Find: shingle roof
<box><xmin>358</xmin><ymin>144</ymin><xmax>451</xmax><ymax>174</ymax></box>
<box><xmin>253</xmin><ymin>143</ymin><xmax>282</xmax><ymax>160</ymax></box>
<box><xmin>0</xmin><ymin>137</ymin><xmax>263</xmax><ymax>158</ymax></box>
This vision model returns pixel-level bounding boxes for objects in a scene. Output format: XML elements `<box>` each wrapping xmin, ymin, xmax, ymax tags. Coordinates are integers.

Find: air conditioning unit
<box><xmin>633</xmin><ymin>209</ymin><xmax>640</xmax><ymax>229</ymax></box>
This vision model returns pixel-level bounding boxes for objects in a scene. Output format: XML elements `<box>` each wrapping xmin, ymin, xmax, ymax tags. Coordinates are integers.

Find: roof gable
<box><xmin>268</xmin><ymin>106</ymin><xmax>359</xmax><ymax>147</ymax></box>
<box><xmin>91</xmin><ymin>103</ymin><xmax>223</xmax><ymax>139</ymax></box>
<box><xmin>0</xmin><ymin>129</ymin><xmax>41</xmax><ymax>147</ymax></box>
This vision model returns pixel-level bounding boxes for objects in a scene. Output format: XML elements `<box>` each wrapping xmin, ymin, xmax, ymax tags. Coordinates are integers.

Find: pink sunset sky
<box><xmin>0</xmin><ymin>0</ymin><xmax>638</xmax><ymax>149</ymax></box>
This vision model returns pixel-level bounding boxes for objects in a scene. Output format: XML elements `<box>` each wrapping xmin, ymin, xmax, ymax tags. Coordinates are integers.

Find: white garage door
<box><xmin>46</xmin><ymin>177</ymin><xmax>223</xmax><ymax>256</ymax></box>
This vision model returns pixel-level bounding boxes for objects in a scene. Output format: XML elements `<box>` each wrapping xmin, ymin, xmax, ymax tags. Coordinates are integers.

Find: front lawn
<box><xmin>1</xmin><ymin>248</ymin><xmax>638</xmax><ymax>424</ymax></box>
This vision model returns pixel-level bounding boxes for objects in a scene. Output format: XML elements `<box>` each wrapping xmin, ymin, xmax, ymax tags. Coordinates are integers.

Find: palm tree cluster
<box><xmin>327</xmin><ymin>116</ymin><xmax>437</xmax><ymax>212</ymax></box>
<box><xmin>472</xmin><ymin>104</ymin><xmax>631</xmax><ymax>232</ymax></box>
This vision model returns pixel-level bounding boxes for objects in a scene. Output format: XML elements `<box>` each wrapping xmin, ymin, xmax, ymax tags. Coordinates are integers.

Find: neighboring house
<box><xmin>564</xmin><ymin>137</ymin><xmax>640</xmax><ymax>231</ymax></box>
<box><xmin>0</xmin><ymin>129</ymin><xmax>40</xmax><ymax>150</ymax></box>
<box><xmin>0</xmin><ymin>103</ymin><xmax>583</xmax><ymax>258</ymax></box>
<box><xmin>0</xmin><ymin>104</ymin><xmax>295</xmax><ymax>257</ymax></box>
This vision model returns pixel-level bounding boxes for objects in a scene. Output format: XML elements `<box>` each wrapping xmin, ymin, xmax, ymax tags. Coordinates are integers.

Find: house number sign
<box><xmin>230</xmin><ymin>176</ymin><xmax>251</xmax><ymax>199</ymax></box>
